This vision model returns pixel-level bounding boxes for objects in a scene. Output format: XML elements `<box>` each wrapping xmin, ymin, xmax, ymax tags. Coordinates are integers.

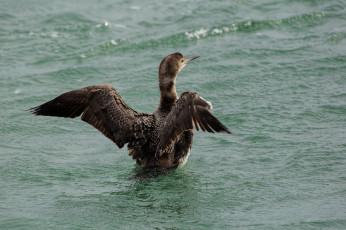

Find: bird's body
<box><xmin>30</xmin><ymin>53</ymin><xmax>231</xmax><ymax>168</ymax></box>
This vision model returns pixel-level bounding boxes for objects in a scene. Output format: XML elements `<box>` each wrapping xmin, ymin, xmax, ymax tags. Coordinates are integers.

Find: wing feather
<box><xmin>156</xmin><ymin>91</ymin><xmax>231</xmax><ymax>156</ymax></box>
<box><xmin>29</xmin><ymin>84</ymin><xmax>141</xmax><ymax>148</ymax></box>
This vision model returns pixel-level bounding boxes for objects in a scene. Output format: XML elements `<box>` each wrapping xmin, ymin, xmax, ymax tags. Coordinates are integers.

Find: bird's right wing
<box><xmin>29</xmin><ymin>84</ymin><xmax>141</xmax><ymax>148</ymax></box>
<box><xmin>156</xmin><ymin>91</ymin><xmax>231</xmax><ymax>156</ymax></box>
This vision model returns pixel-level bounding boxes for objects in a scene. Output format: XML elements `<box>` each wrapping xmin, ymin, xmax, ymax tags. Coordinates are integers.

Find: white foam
<box><xmin>96</xmin><ymin>21</ymin><xmax>110</xmax><ymax>28</ymax></box>
<box><xmin>185</xmin><ymin>28</ymin><xmax>208</xmax><ymax>39</ymax></box>
<box><xmin>231</xmin><ymin>23</ymin><xmax>238</xmax><ymax>31</ymax></box>
<box><xmin>212</xmin><ymin>28</ymin><xmax>223</xmax><ymax>34</ymax></box>
<box><xmin>223</xmin><ymin>27</ymin><xmax>230</xmax><ymax>32</ymax></box>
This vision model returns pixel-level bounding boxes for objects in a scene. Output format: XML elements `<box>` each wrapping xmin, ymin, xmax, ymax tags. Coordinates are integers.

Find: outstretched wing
<box><xmin>29</xmin><ymin>84</ymin><xmax>141</xmax><ymax>148</ymax></box>
<box><xmin>156</xmin><ymin>91</ymin><xmax>231</xmax><ymax>156</ymax></box>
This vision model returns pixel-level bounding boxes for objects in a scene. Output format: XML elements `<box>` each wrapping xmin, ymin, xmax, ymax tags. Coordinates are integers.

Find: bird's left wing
<box><xmin>156</xmin><ymin>91</ymin><xmax>231</xmax><ymax>157</ymax></box>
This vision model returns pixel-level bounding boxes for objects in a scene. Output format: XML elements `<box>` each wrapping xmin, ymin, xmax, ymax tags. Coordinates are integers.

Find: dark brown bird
<box><xmin>29</xmin><ymin>52</ymin><xmax>231</xmax><ymax>168</ymax></box>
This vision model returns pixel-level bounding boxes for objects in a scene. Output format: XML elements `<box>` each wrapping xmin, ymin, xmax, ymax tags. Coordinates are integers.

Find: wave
<box><xmin>184</xmin><ymin>12</ymin><xmax>326</xmax><ymax>39</ymax></box>
<box><xmin>31</xmin><ymin>11</ymin><xmax>331</xmax><ymax>64</ymax></box>
<box><xmin>101</xmin><ymin>11</ymin><xmax>327</xmax><ymax>50</ymax></box>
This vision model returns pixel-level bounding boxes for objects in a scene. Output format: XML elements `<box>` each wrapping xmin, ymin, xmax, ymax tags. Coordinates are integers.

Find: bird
<box><xmin>29</xmin><ymin>52</ymin><xmax>231</xmax><ymax>168</ymax></box>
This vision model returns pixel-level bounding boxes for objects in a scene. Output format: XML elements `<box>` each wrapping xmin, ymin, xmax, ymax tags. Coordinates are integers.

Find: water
<box><xmin>1</xmin><ymin>0</ymin><xmax>346</xmax><ymax>229</ymax></box>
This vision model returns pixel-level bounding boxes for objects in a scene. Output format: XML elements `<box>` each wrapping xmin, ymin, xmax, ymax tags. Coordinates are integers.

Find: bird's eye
<box><xmin>181</xmin><ymin>60</ymin><xmax>184</xmax><ymax>62</ymax></box>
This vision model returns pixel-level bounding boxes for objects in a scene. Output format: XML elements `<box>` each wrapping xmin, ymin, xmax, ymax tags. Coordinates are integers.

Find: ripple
<box><xmin>319</xmin><ymin>105</ymin><xmax>346</xmax><ymax>115</ymax></box>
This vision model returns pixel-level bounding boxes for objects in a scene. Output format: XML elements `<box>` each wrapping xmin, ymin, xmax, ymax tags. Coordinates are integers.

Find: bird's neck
<box><xmin>157</xmin><ymin>73</ymin><xmax>178</xmax><ymax>112</ymax></box>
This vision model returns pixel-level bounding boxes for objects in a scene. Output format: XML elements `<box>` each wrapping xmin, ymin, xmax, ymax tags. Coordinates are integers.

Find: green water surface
<box><xmin>1</xmin><ymin>0</ymin><xmax>346</xmax><ymax>229</ymax></box>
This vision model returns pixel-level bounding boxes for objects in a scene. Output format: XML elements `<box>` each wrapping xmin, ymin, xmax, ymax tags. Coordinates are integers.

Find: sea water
<box><xmin>1</xmin><ymin>0</ymin><xmax>345</xmax><ymax>229</ymax></box>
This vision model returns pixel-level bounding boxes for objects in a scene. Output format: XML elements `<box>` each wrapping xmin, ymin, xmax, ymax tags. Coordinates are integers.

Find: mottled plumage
<box><xmin>30</xmin><ymin>52</ymin><xmax>231</xmax><ymax>168</ymax></box>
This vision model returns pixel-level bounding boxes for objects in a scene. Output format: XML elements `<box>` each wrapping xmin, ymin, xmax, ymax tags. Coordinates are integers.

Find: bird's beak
<box><xmin>187</xmin><ymin>56</ymin><xmax>200</xmax><ymax>63</ymax></box>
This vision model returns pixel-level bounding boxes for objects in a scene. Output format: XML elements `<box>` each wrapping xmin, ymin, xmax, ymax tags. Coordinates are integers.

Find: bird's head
<box><xmin>158</xmin><ymin>52</ymin><xmax>199</xmax><ymax>79</ymax></box>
